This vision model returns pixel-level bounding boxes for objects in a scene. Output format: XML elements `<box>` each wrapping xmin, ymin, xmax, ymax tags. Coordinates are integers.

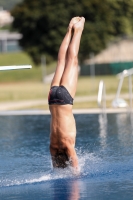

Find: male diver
<box><xmin>48</xmin><ymin>17</ymin><xmax>85</xmax><ymax>171</ymax></box>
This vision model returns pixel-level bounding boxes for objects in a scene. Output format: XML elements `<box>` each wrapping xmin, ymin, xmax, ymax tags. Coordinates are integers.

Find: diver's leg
<box><xmin>51</xmin><ymin>17</ymin><xmax>80</xmax><ymax>87</ymax></box>
<box><xmin>60</xmin><ymin>17</ymin><xmax>85</xmax><ymax>98</ymax></box>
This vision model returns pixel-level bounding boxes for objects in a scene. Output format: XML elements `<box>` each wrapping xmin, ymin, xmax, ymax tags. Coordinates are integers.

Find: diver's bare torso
<box><xmin>49</xmin><ymin>104</ymin><xmax>76</xmax><ymax>152</ymax></box>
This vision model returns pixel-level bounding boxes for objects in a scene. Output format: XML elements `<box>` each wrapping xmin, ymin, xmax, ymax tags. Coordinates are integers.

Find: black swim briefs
<box><xmin>48</xmin><ymin>85</ymin><xmax>73</xmax><ymax>105</ymax></box>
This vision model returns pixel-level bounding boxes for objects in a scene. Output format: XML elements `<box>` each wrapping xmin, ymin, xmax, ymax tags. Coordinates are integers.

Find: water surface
<box><xmin>0</xmin><ymin>113</ymin><xmax>133</xmax><ymax>200</ymax></box>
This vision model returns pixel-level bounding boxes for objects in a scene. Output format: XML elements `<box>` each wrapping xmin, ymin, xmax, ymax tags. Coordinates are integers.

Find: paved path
<box><xmin>0</xmin><ymin>94</ymin><xmax>130</xmax><ymax>111</ymax></box>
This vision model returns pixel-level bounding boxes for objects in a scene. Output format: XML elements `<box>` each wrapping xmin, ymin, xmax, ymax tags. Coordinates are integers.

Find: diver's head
<box><xmin>53</xmin><ymin>152</ymin><xmax>69</xmax><ymax>168</ymax></box>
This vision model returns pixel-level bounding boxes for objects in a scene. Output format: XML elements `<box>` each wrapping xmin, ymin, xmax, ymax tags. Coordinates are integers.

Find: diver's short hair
<box><xmin>52</xmin><ymin>152</ymin><xmax>69</xmax><ymax>168</ymax></box>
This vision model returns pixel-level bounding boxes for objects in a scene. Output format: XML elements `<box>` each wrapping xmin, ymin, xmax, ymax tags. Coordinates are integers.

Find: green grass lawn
<box><xmin>0</xmin><ymin>51</ymin><xmax>132</xmax><ymax>109</ymax></box>
<box><xmin>0</xmin><ymin>52</ymin><xmax>56</xmax><ymax>82</ymax></box>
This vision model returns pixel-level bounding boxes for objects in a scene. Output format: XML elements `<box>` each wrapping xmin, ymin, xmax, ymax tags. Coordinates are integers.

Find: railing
<box><xmin>112</xmin><ymin>68</ymin><xmax>133</xmax><ymax>110</ymax></box>
<box><xmin>97</xmin><ymin>80</ymin><xmax>106</xmax><ymax>113</ymax></box>
<box><xmin>0</xmin><ymin>65</ymin><xmax>32</xmax><ymax>71</ymax></box>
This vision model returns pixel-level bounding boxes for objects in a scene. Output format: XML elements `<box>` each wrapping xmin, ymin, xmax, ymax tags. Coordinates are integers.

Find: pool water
<box><xmin>0</xmin><ymin>113</ymin><xmax>133</xmax><ymax>200</ymax></box>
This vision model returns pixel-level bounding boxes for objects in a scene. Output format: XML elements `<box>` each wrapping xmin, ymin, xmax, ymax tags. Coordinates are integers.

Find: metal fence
<box><xmin>80</xmin><ymin>61</ymin><xmax>133</xmax><ymax>76</ymax></box>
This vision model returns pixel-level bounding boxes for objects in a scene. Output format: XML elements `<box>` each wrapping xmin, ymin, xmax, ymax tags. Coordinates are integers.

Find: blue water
<box><xmin>0</xmin><ymin>113</ymin><xmax>133</xmax><ymax>200</ymax></box>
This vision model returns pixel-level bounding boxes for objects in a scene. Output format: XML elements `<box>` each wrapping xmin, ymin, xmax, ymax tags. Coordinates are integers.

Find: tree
<box><xmin>11</xmin><ymin>0</ymin><xmax>133</xmax><ymax>65</ymax></box>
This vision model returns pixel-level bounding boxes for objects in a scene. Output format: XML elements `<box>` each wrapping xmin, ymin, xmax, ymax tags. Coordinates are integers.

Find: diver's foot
<box><xmin>73</xmin><ymin>17</ymin><xmax>85</xmax><ymax>31</ymax></box>
<box><xmin>69</xmin><ymin>17</ymin><xmax>81</xmax><ymax>29</ymax></box>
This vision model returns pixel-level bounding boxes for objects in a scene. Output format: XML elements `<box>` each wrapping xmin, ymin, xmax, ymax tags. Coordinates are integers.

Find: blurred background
<box><xmin>0</xmin><ymin>0</ymin><xmax>133</xmax><ymax>111</ymax></box>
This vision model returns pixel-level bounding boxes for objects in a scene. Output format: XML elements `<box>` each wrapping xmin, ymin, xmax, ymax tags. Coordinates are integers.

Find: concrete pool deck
<box><xmin>0</xmin><ymin>108</ymin><xmax>130</xmax><ymax>115</ymax></box>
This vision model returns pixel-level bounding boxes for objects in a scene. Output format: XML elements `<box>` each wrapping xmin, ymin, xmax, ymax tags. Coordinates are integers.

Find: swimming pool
<box><xmin>0</xmin><ymin>113</ymin><xmax>133</xmax><ymax>200</ymax></box>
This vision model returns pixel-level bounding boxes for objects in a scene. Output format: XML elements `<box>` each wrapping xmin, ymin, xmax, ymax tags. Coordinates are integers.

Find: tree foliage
<box><xmin>11</xmin><ymin>0</ymin><xmax>133</xmax><ymax>65</ymax></box>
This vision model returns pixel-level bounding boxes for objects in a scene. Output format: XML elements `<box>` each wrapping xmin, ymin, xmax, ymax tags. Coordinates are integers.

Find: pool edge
<box><xmin>0</xmin><ymin>108</ymin><xmax>130</xmax><ymax>115</ymax></box>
